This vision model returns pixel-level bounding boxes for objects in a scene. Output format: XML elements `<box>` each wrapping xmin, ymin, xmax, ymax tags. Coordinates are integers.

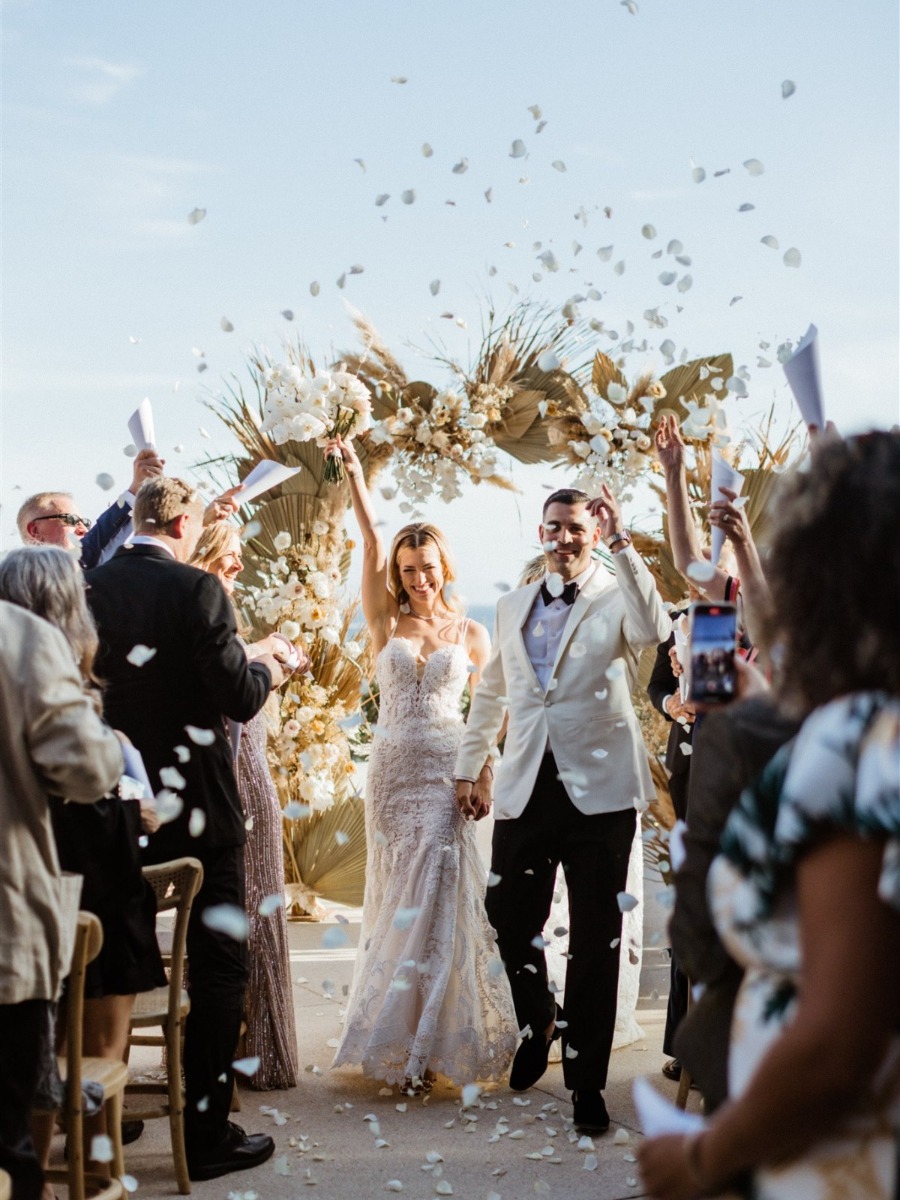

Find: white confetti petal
<box><xmin>676</xmin><ymin>274</ymin><xmax>693</xmax><ymax>293</ymax></box>
<box><xmin>686</xmin><ymin>559</ymin><xmax>718</xmax><ymax>583</ymax></box>
<box><xmin>783</xmin><ymin>247</ymin><xmax>802</xmax><ymax>267</ymax></box>
<box><xmin>537</xmin><ymin>350</ymin><xmax>560</xmax><ymax>372</ymax></box>
<box><xmin>743</xmin><ymin>158</ymin><xmax>765</xmax><ymax>176</ymax></box>
<box><xmin>658</xmin><ymin>271</ymin><xmax>676</xmax><ymax>286</ymax></box>
<box><xmin>781</xmin><ymin>79</ymin><xmax>796</xmax><ymax>99</ymax></box>
<box><xmin>159</xmin><ymin>766</ymin><xmax>186</xmax><ymax>790</ymax></box>
<box><xmin>641</xmin><ymin>224</ymin><xmax>657</xmax><ymax>240</ymax></box>
<box><xmin>452</xmin><ymin>158</ymin><xmax>468</xmax><ymax>174</ymax></box>
<box><xmin>90</xmin><ymin>1134</ymin><xmax>114</xmax><ymax>1163</ymax></box>
<box><xmin>691</xmin><ymin>166</ymin><xmax>706</xmax><ymax>183</ymax></box>
<box><xmin>738</xmin><ymin>203</ymin><xmax>755</xmax><ymax>212</ymax></box>
<box><xmin>569</xmin><ymin>642</ymin><xmax>587</xmax><ymax>659</ymax></box>
<box><xmin>421</xmin><ymin>143</ymin><xmax>433</xmax><ymax>157</ymax></box>
<box><xmin>429</xmin><ymin>279</ymin><xmax>441</xmax><ymax>296</ymax></box>
<box><xmin>188</xmin><ymin>808</ymin><xmax>206</xmax><ymax>838</ymax></box>
<box><xmin>760</xmin><ymin>235</ymin><xmax>779</xmax><ymax>249</ymax></box>
<box><xmin>551</xmin><ymin>160</ymin><xmax>566</xmax><ymax>172</ymax></box>
<box><xmin>510</xmin><ymin>139</ymin><xmax>527</xmax><ymax>158</ymax></box>
<box><xmin>617</xmin><ymin>891</ymin><xmax>639</xmax><ymax>913</ymax></box>
<box><xmin>185</xmin><ymin>725</ymin><xmax>215</xmax><ymax>746</ymax></box>
<box><xmin>544</xmin><ymin>572</ymin><xmax>565</xmax><ymax>598</ymax></box>
<box><xmin>401</xmin><ymin>189</ymin><xmax>416</xmax><ymax>204</ymax></box>
<box><xmin>386</xmin><ymin>1182</ymin><xmax>404</xmax><ymax>1193</ymax></box>
<box><xmin>202</xmin><ymin>904</ymin><xmax>249</xmax><ymax>940</ymax></box>
<box><xmin>281</xmin><ymin>309</ymin><xmax>294</xmax><ymax>320</ymax></box>
<box><xmin>390</xmin><ymin>75</ymin><xmax>407</xmax><ymax>84</ymax></box>
<box><xmin>95</xmin><ymin>473</ymin><xmax>115</xmax><ymax>491</ymax></box>
<box><xmin>187</xmin><ymin>207</ymin><xmax>206</xmax><ymax>224</ymax></box>
<box><xmin>126</xmin><ymin>644</ymin><xmax>156</xmax><ymax>667</ymax></box>
<box><xmin>591</xmin><ymin>747</ymin><xmax>609</xmax><ymax>759</ymax></box>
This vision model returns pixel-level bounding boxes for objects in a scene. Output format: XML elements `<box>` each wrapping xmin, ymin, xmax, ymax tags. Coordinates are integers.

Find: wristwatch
<box><xmin>606</xmin><ymin>530</ymin><xmax>632</xmax><ymax>550</ymax></box>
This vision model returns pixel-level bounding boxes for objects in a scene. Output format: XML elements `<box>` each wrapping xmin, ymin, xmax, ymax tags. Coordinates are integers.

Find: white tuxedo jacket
<box><xmin>455</xmin><ymin>545</ymin><xmax>670</xmax><ymax>818</ymax></box>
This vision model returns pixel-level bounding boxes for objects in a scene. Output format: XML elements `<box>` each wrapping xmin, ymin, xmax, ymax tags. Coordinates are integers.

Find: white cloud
<box><xmin>68</xmin><ymin>56</ymin><xmax>143</xmax><ymax>106</ymax></box>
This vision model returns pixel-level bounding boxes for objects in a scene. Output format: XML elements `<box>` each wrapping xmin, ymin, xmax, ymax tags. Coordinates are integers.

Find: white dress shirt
<box><xmin>522</xmin><ymin>563</ymin><xmax>596</xmax><ymax>691</ymax></box>
<box><xmin>128</xmin><ymin>534</ymin><xmax>176</xmax><ymax>558</ymax></box>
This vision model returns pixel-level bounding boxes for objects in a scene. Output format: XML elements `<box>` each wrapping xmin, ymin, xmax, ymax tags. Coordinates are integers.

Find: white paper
<box><xmin>710</xmin><ymin>449</ymin><xmax>744</xmax><ymax>566</ymax></box>
<box><xmin>633</xmin><ymin>1076</ymin><xmax>704</xmax><ymax>1136</ymax></box>
<box><xmin>238</xmin><ymin>459</ymin><xmax>301</xmax><ymax>505</ymax></box>
<box><xmin>120</xmin><ymin>743</ymin><xmax>153</xmax><ymax>800</ymax></box>
<box><xmin>128</xmin><ymin>399</ymin><xmax>156</xmax><ymax>450</ymax></box>
<box><xmin>669</xmin><ymin>818</ymin><xmax>688</xmax><ymax>873</ymax></box>
<box><xmin>783</xmin><ymin>324</ymin><xmax>824</xmax><ymax>429</ymax></box>
<box><xmin>673</xmin><ymin>615</ymin><xmax>690</xmax><ymax>702</ymax></box>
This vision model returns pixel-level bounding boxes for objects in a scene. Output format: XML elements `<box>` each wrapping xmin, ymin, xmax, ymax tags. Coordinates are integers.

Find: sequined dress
<box><xmin>332</xmin><ymin>636</ymin><xmax>518</xmax><ymax>1085</ymax></box>
<box><xmin>237</xmin><ymin>709</ymin><xmax>299</xmax><ymax>1090</ymax></box>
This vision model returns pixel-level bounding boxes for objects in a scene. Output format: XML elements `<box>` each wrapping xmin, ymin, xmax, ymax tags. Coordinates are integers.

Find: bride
<box><xmin>328</xmin><ymin>436</ymin><xmax>517</xmax><ymax>1092</ymax></box>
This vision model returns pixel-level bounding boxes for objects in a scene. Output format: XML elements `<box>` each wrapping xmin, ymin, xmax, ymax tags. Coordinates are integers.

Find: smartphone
<box><xmin>687</xmin><ymin>602</ymin><xmax>738</xmax><ymax>706</ymax></box>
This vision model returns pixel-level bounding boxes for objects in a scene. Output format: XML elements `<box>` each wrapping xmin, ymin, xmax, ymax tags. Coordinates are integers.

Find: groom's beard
<box><xmin>548</xmin><ymin>548</ymin><xmax>590</xmax><ymax>579</ymax></box>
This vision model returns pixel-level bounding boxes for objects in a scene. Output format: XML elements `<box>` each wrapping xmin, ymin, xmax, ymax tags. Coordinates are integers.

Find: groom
<box><xmin>455</xmin><ymin>486</ymin><xmax>668</xmax><ymax>1133</ymax></box>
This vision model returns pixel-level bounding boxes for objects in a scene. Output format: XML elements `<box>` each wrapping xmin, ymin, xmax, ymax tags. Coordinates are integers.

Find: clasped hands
<box><xmin>455</xmin><ymin>773</ymin><xmax>493</xmax><ymax>821</ymax></box>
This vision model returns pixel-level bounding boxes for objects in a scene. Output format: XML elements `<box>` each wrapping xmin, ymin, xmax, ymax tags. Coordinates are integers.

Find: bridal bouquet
<box><xmin>260</xmin><ymin>364</ymin><xmax>373</xmax><ymax>483</ymax></box>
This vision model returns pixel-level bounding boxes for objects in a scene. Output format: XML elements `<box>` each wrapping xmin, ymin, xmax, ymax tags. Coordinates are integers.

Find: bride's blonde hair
<box><xmin>388</xmin><ymin>523</ymin><xmax>462</xmax><ymax>614</ymax></box>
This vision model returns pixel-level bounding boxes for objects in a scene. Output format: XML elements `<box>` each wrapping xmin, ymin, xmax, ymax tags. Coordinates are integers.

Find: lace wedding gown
<box><xmin>332</xmin><ymin>636</ymin><xmax>518</xmax><ymax>1086</ymax></box>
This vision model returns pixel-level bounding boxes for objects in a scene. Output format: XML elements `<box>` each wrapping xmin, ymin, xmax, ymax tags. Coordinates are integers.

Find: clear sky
<box><xmin>3</xmin><ymin>0</ymin><xmax>898</xmax><ymax>602</ymax></box>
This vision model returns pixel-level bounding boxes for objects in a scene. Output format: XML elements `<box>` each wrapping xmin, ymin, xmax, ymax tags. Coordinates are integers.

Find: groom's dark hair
<box><xmin>542</xmin><ymin>488</ymin><xmax>590</xmax><ymax>518</ymax></box>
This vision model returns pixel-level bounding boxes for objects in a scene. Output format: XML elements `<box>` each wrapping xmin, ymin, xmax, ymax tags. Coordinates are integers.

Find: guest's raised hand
<box><xmin>324</xmin><ymin>433</ymin><xmax>362</xmax><ymax>479</ymax></box>
<box><xmin>709</xmin><ymin>486</ymin><xmax>750</xmax><ymax>547</ymax></box>
<box><xmin>587</xmin><ymin>484</ymin><xmax>622</xmax><ymax>541</ymax></box>
<box><xmin>203</xmin><ymin>484</ymin><xmax>245</xmax><ymax>526</ymax></box>
<box><xmin>655</xmin><ymin>414</ymin><xmax>685</xmax><ymax>473</ymax></box>
<box><xmin>130</xmin><ymin>448</ymin><xmax>165</xmax><ymax>493</ymax></box>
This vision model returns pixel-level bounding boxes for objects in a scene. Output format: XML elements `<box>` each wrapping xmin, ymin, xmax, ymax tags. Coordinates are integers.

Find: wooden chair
<box><xmin>125</xmin><ymin>858</ymin><xmax>203</xmax><ymax>1195</ymax></box>
<box><xmin>0</xmin><ymin>1168</ymin><xmax>11</xmax><ymax>1200</ymax></box>
<box><xmin>675</xmin><ymin>981</ymin><xmax>695</xmax><ymax>1109</ymax></box>
<box><xmin>37</xmin><ymin>911</ymin><xmax>127</xmax><ymax>1200</ymax></box>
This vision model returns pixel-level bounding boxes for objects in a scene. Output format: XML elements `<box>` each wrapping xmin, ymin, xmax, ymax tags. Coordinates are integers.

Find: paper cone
<box><xmin>239</xmin><ymin>459</ymin><xmax>302</xmax><ymax>504</ymax></box>
<box><xmin>127</xmin><ymin>399</ymin><xmax>156</xmax><ymax>450</ymax></box>
<box><xmin>783</xmin><ymin>324</ymin><xmax>824</xmax><ymax>429</ymax></box>
<box><xmin>710</xmin><ymin>449</ymin><xmax>744</xmax><ymax>566</ymax></box>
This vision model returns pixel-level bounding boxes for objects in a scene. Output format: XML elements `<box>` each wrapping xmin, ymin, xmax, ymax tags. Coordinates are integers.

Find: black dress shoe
<box><xmin>121</xmin><ymin>1120</ymin><xmax>145</xmax><ymax>1145</ymax></box>
<box><xmin>187</xmin><ymin>1122</ymin><xmax>275</xmax><ymax>1182</ymax></box>
<box><xmin>572</xmin><ymin>1090</ymin><xmax>610</xmax><ymax>1134</ymax></box>
<box><xmin>662</xmin><ymin>1058</ymin><xmax>682</xmax><ymax>1082</ymax></box>
<box><xmin>509</xmin><ymin>1021</ymin><xmax>562</xmax><ymax>1092</ymax></box>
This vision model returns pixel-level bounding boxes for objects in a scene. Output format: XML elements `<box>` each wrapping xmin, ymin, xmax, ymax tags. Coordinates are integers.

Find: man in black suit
<box><xmin>86</xmin><ymin>476</ymin><xmax>290</xmax><ymax>1181</ymax></box>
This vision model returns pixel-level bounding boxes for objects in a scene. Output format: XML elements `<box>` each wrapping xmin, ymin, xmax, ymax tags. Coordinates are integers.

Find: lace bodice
<box><xmin>374</xmin><ymin>637</ymin><xmax>469</xmax><ymax>733</ymax></box>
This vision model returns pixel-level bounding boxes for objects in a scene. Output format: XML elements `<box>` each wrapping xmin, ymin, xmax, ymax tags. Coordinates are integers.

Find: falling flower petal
<box><xmin>430</xmin><ymin>280</ymin><xmax>441</xmax><ymax>296</ymax></box>
<box><xmin>677</xmin><ymin>275</ymin><xmax>693</xmax><ymax>293</ymax></box>
<box><xmin>617</xmin><ymin>891</ymin><xmax>639</xmax><ymax>912</ymax></box>
<box><xmin>760</xmin><ymin>235</ymin><xmax>779</xmax><ymax>249</ymax></box>
<box><xmin>452</xmin><ymin>158</ymin><xmax>468</xmax><ymax>174</ymax></box>
<box><xmin>394</xmin><ymin>907</ymin><xmax>422</xmax><ymax>931</ymax></box>
<box><xmin>232</xmin><ymin>1055</ymin><xmax>260</xmax><ymax>1076</ymax></box>
<box><xmin>591</xmin><ymin>747</ymin><xmax>609</xmax><ymax>759</ymax></box>
<box><xmin>597</xmin><ymin>245</ymin><xmax>613</xmax><ymax>261</ymax></box>
<box><xmin>537</xmin><ymin>349</ymin><xmax>561</xmax><ymax>372</ymax></box>
<box><xmin>686</xmin><ymin>559</ymin><xmax>718</xmax><ymax>583</ymax></box>
<box><xmin>281</xmin><ymin>309</ymin><xmax>294</xmax><ymax>320</ymax></box>
<box><xmin>743</xmin><ymin>158</ymin><xmax>764</xmax><ymax>175</ymax></box>
<box><xmin>202</xmin><ymin>904</ymin><xmax>249</xmax><ymax>940</ymax></box>
<box><xmin>188</xmin><ymin>808</ymin><xmax>206</xmax><ymax>838</ymax></box>
<box><xmin>186</xmin><ymin>725</ymin><xmax>215</xmax><ymax>746</ymax></box>
<box><xmin>658</xmin><ymin>271</ymin><xmax>676</xmax><ymax>285</ymax></box>
<box><xmin>375</xmin><ymin>193</ymin><xmax>390</xmax><ymax>206</ymax></box>
<box><xmin>187</xmin><ymin>207</ymin><xmax>206</xmax><ymax>224</ymax></box>
<box><xmin>551</xmin><ymin>160</ymin><xmax>566</xmax><ymax>172</ymax></box>
<box><xmin>641</xmin><ymin>224</ymin><xmax>657</xmax><ymax>240</ymax></box>
<box><xmin>614</xmin><ymin>260</ymin><xmax>625</xmax><ymax>275</ymax></box>
<box><xmin>390</xmin><ymin>75</ymin><xmax>408</xmax><ymax>84</ymax></box>
<box><xmin>691</xmin><ymin>166</ymin><xmax>706</xmax><ymax>183</ymax></box>
<box><xmin>96</xmin><ymin>473</ymin><xmax>115</xmax><ymax>491</ymax></box>
<box><xmin>354</xmin><ymin>158</ymin><xmax>366</xmax><ymax>172</ymax></box>
<box><xmin>126</xmin><ymin>644</ymin><xmax>156</xmax><ymax>667</ymax></box>
<box><xmin>510</xmin><ymin>139</ymin><xmax>527</xmax><ymax>158</ymax></box>
<box><xmin>322</xmin><ymin>926</ymin><xmax>349</xmax><ymax>949</ymax></box>
<box><xmin>258</xmin><ymin>893</ymin><xmax>283</xmax><ymax>917</ymax></box>
<box><xmin>667</xmin><ymin>239</ymin><xmax>684</xmax><ymax>255</ymax></box>
<box><xmin>421</xmin><ymin>143</ymin><xmax>433</xmax><ymax>157</ymax></box>
<box><xmin>783</xmin><ymin>247</ymin><xmax>802</xmax><ymax>267</ymax></box>
<box><xmin>782</xmin><ymin>79</ymin><xmax>796</xmax><ymax>99</ymax></box>
<box><xmin>401</xmin><ymin>189</ymin><xmax>415</xmax><ymax>204</ymax></box>
<box><xmin>738</xmin><ymin>203</ymin><xmax>755</xmax><ymax>212</ymax></box>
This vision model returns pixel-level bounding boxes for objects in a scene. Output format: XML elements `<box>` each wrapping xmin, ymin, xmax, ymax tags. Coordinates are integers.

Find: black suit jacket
<box><xmin>670</xmin><ymin>695</ymin><xmax>799</xmax><ymax>1108</ymax></box>
<box><xmin>647</xmin><ymin>615</ymin><xmax>693</xmax><ymax>779</ymax></box>
<box><xmin>86</xmin><ymin>544</ymin><xmax>271</xmax><ymax>859</ymax></box>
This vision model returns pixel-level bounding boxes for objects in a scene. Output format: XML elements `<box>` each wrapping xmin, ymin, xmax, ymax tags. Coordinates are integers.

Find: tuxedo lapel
<box><xmin>549</xmin><ymin>567</ymin><xmax>612</xmax><ymax>677</ymax></box>
<box><xmin>512</xmin><ymin>582</ymin><xmax>543</xmax><ymax>691</ymax></box>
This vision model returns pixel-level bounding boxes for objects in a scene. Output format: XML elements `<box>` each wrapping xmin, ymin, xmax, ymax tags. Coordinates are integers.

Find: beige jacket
<box><xmin>455</xmin><ymin>545</ymin><xmax>669</xmax><ymax>818</ymax></box>
<box><xmin>0</xmin><ymin>602</ymin><xmax>123</xmax><ymax>1004</ymax></box>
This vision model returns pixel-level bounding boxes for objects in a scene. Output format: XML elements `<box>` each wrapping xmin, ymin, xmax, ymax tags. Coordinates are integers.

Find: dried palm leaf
<box><xmin>592</xmin><ymin>352</ymin><xmax>628</xmax><ymax>400</ymax></box>
<box><xmin>656</xmin><ymin>354</ymin><xmax>733</xmax><ymax>423</ymax></box>
<box><xmin>283</xmin><ymin>793</ymin><xmax>367</xmax><ymax>906</ymax></box>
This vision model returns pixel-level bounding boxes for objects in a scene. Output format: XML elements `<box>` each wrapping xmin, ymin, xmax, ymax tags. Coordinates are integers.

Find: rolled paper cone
<box><xmin>239</xmin><ymin>459</ymin><xmax>302</xmax><ymax>504</ymax></box>
<box><xmin>128</xmin><ymin>399</ymin><xmax>156</xmax><ymax>450</ymax></box>
<box><xmin>710</xmin><ymin>449</ymin><xmax>744</xmax><ymax>566</ymax></box>
<box><xmin>783</xmin><ymin>324</ymin><xmax>825</xmax><ymax>429</ymax></box>
<box><xmin>673</xmin><ymin>618</ymin><xmax>690</xmax><ymax>701</ymax></box>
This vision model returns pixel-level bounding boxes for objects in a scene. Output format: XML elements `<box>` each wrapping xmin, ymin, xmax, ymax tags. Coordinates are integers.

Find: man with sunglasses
<box><xmin>17</xmin><ymin>449</ymin><xmax>164</xmax><ymax>568</ymax></box>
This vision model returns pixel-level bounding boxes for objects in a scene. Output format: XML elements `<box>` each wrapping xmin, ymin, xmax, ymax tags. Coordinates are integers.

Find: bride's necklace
<box><xmin>408</xmin><ymin>609</ymin><xmax>445</xmax><ymax>623</ymax></box>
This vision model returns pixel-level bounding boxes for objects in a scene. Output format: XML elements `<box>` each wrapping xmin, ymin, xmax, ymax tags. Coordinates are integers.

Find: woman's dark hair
<box><xmin>763</xmin><ymin>429</ymin><xmax>900</xmax><ymax>713</ymax></box>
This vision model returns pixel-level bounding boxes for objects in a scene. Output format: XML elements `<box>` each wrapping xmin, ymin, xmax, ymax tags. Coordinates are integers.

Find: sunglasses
<box><xmin>32</xmin><ymin>513</ymin><xmax>93</xmax><ymax>530</ymax></box>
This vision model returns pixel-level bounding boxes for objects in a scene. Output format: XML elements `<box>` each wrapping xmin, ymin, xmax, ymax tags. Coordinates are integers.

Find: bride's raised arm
<box><xmin>326</xmin><ymin>435</ymin><xmax>396</xmax><ymax>651</ymax></box>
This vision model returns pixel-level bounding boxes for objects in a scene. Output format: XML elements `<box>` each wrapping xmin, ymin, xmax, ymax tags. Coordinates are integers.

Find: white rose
<box><xmin>344</xmin><ymin>640</ymin><xmax>362</xmax><ymax>659</ymax></box>
<box><xmin>282</xmin><ymin>719</ymin><xmax>301</xmax><ymax>738</ymax></box>
<box><xmin>295</xmin><ymin>706</ymin><xmax>316</xmax><ymax>725</ymax></box>
<box><xmin>606</xmin><ymin>382</ymin><xmax>627</xmax><ymax>404</ymax></box>
<box><xmin>280</xmin><ymin>620</ymin><xmax>301</xmax><ymax>641</ymax></box>
<box><xmin>462</xmin><ymin>412</ymin><xmax>488</xmax><ymax>429</ymax></box>
<box><xmin>312</xmin><ymin>520</ymin><xmax>329</xmax><ymax>537</ymax></box>
<box><xmin>320</xmin><ymin>626</ymin><xmax>341</xmax><ymax>645</ymax></box>
<box><xmin>273</xmin><ymin>531</ymin><xmax>291</xmax><ymax>553</ymax></box>
<box><xmin>571</xmin><ymin>440</ymin><xmax>591</xmax><ymax>460</ymax></box>
<box><xmin>589</xmin><ymin>434</ymin><xmax>611</xmax><ymax>458</ymax></box>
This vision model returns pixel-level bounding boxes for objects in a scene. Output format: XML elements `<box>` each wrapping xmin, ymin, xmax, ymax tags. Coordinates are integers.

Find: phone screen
<box><xmin>688</xmin><ymin>602</ymin><xmax>737</xmax><ymax>705</ymax></box>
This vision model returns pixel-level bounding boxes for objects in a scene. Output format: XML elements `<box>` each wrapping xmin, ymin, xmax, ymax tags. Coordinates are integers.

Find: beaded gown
<box><xmin>332</xmin><ymin>635</ymin><xmax>518</xmax><ymax>1086</ymax></box>
<box><xmin>237</xmin><ymin>709</ymin><xmax>299</xmax><ymax>1090</ymax></box>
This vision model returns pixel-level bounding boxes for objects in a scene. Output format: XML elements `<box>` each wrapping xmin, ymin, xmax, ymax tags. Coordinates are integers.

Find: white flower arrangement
<box><xmin>260</xmin><ymin>365</ymin><xmax>373</xmax><ymax>483</ymax></box>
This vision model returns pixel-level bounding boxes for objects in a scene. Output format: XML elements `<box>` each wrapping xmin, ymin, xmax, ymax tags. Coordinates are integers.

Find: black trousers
<box><xmin>0</xmin><ymin>999</ymin><xmax>51</xmax><ymax>1200</ymax></box>
<box><xmin>663</xmin><ymin>950</ymin><xmax>689</xmax><ymax>1057</ymax></box>
<box><xmin>486</xmin><ymin>753</ymin><xmax>637</xmax><ymax>1091</ymax></box>
<box><xmin>180</xmin><ymin>844</ymin><xmax>249</xmax><ymax>1152</ymax></box>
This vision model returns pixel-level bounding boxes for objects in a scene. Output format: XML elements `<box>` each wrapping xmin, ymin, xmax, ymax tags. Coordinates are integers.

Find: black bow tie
<box><xmin>540</xmin><ymin>580</ymin><xmax>579</xmax><ymax>606</ymax></box>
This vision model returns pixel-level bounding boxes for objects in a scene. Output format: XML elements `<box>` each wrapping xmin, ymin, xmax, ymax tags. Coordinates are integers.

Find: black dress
<box><xmin>50</xmin><ymin>795</ymin><xmax>166</xmax><ymax>999</ymax></box>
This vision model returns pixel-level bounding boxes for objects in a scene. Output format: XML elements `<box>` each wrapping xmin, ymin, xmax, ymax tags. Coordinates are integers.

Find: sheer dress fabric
<box><xmin>332</xmin><ymin>636</ymin><xmax>518</xmax><ymax>1085</ymax></box>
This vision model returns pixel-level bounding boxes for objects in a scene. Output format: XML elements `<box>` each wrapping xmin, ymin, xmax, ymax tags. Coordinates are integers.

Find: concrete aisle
<box><xmin>112</xmin><ymin>897</ymin><xmax>701</xmax><ymax>1200</ymax></box>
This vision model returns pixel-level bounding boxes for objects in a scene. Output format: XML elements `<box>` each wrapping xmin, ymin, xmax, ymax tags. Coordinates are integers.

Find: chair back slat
<box><xmin>142</xmin><ymin>857</ymin><xmax>204</xmax><ymax>1013</ymax></box>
